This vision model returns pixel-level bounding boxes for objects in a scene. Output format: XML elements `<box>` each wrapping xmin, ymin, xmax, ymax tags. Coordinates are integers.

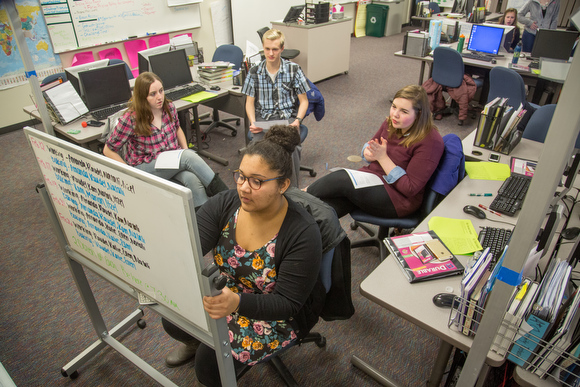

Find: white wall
<box><xmin>2</xmin><ymin>0</ymin><xmax>220</xmax><ymax>129</ymax></box>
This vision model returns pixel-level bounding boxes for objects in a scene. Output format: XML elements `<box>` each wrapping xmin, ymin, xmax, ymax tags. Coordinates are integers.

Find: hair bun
<box><xmin>264</xmin><ymin>125</ymin><xmax>301</xmax><ymax>154</ymax></box>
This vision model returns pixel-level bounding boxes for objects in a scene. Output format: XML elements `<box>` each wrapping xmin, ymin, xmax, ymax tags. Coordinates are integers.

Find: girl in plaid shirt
<box><xmin>104</xmin><ymin>72</ymin><xmax>227</xmax><ymax>206</ymax></box>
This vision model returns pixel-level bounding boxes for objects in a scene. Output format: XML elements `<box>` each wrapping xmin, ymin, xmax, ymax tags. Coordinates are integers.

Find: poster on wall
<box><xmin>0</xmin><ymin>0</ymin><xmax>63</xmax><ymax>90</ymax></box>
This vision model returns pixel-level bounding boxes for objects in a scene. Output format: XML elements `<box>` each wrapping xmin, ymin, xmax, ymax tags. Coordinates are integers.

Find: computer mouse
<box><xmin>562</xmin><ymin>227</ymin><xmax>580</xmax><ymax>240</ymax></box>
<box><xmin>491</xmin><ymin>59</ymin><xmax>497</xmax><ymax>64</ymax></box>
<box><xmin>433</xmin><ymin>293</ymin><xmax>457</xmax><ymax>308</ymax></box>
<box><xmin>210</xmin><ymin>85</ymin><xmax>221</xmax><ymax>91</ymax></box>
<box><xmin>463</xmin><ymin>205</ymin><xmax>486</xmax><ymax>219</ymax></box>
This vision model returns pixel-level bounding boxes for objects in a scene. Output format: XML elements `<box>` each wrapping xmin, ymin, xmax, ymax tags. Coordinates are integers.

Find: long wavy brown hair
<box><xmin>129</xmin><ymin>72</ymin><xmax>172</xmax><ymax>136</ymax></box>
<box><xmin>387</xmin><ymin>85</ymin><xmax>437</xmax><ymax>147</ymax></box>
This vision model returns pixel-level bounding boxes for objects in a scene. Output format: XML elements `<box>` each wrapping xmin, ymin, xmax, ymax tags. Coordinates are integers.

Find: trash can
<box><xmin>365</xmin><ymin>3</ymin><xmax>389</xmax><ymax>37</ymax></box>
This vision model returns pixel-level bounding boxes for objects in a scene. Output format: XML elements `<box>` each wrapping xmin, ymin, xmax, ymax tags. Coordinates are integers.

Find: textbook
<box><xmin>384</xmin><ymin>230</ymin><xmax>464</xmax><ymax>283</ymax></box>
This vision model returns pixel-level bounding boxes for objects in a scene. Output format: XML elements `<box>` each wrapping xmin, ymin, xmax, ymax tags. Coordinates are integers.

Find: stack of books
<box><xmin>197</xmin><ymin>61</ymin><xmax>234</xmax><ymax>85</ymax></box>
<box><xmin>474</xmin><ymin>97</ymin><xmax>527</xmax><ymax>154</ymax></box>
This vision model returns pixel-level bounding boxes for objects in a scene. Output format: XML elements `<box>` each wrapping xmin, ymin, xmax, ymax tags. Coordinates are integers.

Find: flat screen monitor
<box><xmin>149</xmin><ymin>49</ymin><xmax>193</xmax><ymax>90</ymax></box>
<box><xmin>529</xmin><ymin>29</ymin><xmax>579</xmax><ymax>60</ymax></box>
<box><xmin>283</xmin><ymin>5</ymin><xmax>304</xmax><ymax>23</ymax></box>
<box><xmin>79</xmin><ymin>64</ymin><xmax>132</xmax><ymax>111</ymax></box>
<box><xmin>138</xmin><ymin>44</ymin><xmax>171</xmax><ymax>74</ymax></box>
<box><xmin>467</xmin><ymin>24</ymin><xmax>504</xmax><ymax>55</ymax></box>
<box><xmin>64</xmin><ymin>59</ymin><xmax>109</xmax><ymax>97</ymax></box>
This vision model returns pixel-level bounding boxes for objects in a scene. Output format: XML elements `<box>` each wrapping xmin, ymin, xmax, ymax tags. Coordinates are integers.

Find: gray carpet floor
<box><xmin>0</xmin><ymin>31</ymin><xmax>513</xmax><ymax>386</ymax></box>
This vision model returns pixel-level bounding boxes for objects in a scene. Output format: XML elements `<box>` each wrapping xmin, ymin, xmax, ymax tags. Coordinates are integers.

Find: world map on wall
<box><xmin>0</xmin><ymin>0</ymin><xmax>62</xmax><ymax>89</ymax></box>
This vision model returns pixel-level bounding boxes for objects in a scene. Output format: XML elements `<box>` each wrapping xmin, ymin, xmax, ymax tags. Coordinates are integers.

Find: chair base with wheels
<box><xmin>199</xmin><ymin>109</ymin><xmax>239</xmax><ymax>137</ymax></box>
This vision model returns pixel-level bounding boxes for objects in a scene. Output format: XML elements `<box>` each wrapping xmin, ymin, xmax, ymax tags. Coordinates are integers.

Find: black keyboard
<box><xmin>479</xmin><ymin>226</ymin><xmax>512</xmax><ymax>266</ymax></box>
<box><xmin>489</xmin><ymin>174</ymin><xmax>532</xmax><ymax>216</ymax></box>
<box><xmin>165</xmin><ymin>84</ymin><xmax>206</xmax><ymax>101</ymax></box>
<box><xmin>91</xmin><ymin>104</ymin><xmax>127</xmax><ymax>121</ymax></box>
<box><xmin>461</xmin><ymin>53</ymin><xmax>494</xmax><ymax>62</ymax></box>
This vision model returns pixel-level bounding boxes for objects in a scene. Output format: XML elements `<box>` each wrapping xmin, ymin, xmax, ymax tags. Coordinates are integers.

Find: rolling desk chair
<box><xmin>108</xmin><ymin>59</ymin><xmax>134</xmax><ymax>80</ymax></box>
<box><xmin>487</xmin><ymin>67</ymin><xmax>527</xmax><ymax>107</ymax></box>
<box><xmin>350</xmin><ymin>134</ymin><xmax>465</xmax><ymax>261</ymax></box>
<box><xmin>41</xmin><ymin>72</ymin><xmax>66</xmax><ymax>86</ymax></box>
<box><xmin>198</xmin><ymin>44</ymin><xmax>244</xmax><ymax>137</ymax></box>
<box><xmin>429</xmin><ymin>47</ymin><xmax>481</xmax><ymax>125</ymax></box>
<box><xmin>522</xmin><ymin>104</ymin><xmax>557</xmax><ymax>143</ymax></box>
<box><xmin>428</xmin><ymin>1</ymin><xmax>441</xmax><ymax>13</ymax></box>
<box><xmin>257</xmin><ymin>27</ymin><xmax>300</xmax><ymax>60</ymax></box>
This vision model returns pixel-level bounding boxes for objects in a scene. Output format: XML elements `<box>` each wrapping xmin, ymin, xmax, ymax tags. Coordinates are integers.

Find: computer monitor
<box><xmin>138</xmin><ymin>44</ymin><xmax>171</xmax><ymax>74</ymax></box>
<box><xmin>529</xmin><ymin>29</ymin><xmax>579</xmax><ymax>61</ymax></box>
<box><xmin>64</xmin><ymin>59</ymin><xmax>109</xmax><ymax>97</ymax></box>
<box><xmin>482</xmin><ymin>23</ymin><xmax>515</xmax><ymax>53</ymax></box>
<box><xmin>149</xmin><ymin>49</ymin><xmax>193</xmax><ymax>90</ymax></box>
<box><xmin>283</xmin><ymin>5</ymin><xmax>304</xmax><ymax>23</ymax></box>
<box><xmin>466</xmin><ymin>24</ymin><xmax>504</xmax><ymax>55</ymax></box>
<box><xmin>78</xmin><ymin>63</ymin><xmax>132</xmax><ymax>112</ymax></box>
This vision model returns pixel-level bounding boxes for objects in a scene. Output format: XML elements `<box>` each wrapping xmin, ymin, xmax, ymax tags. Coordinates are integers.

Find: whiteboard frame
<box><xmin>25</xmin><ymin>127</ymin><xmax>236</xmax><ymax>386</ymax></box>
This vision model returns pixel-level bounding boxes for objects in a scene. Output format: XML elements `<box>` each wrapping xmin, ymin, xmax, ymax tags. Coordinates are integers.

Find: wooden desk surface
<box><xmin>359</xmin><ymin>175</ymin><xmax>510</xmax><ymax>367</ymax></box>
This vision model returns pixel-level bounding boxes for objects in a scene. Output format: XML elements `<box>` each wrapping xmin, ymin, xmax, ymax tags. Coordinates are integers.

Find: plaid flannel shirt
<box><xmin>242</xmin><ymin>58</ymin><xmax>310</xmax><ymax>121</ymax></box>
<box><xmin>106</xmin><ymin>102</ymin><xmax>180</xmax><ymax>166</ymax></box>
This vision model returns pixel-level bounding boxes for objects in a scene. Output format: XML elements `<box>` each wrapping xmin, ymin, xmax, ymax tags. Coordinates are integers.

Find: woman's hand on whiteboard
<box><xmin>203</xmin><ymin>287</ymin><xmax>240</xmax><ymax>319</ymax></box>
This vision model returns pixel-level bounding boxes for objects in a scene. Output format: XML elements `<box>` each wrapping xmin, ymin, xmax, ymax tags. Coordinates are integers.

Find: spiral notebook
<box><xmin>43</xmin><ymin>81</ymin><xmax>88</xmax><ymax>125</ymax></box>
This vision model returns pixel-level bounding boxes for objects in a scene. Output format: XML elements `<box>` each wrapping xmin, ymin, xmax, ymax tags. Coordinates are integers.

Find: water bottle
<box><xmin>457</xmin><ymin>34</ymin><xmax>465</xmax><ymax>53</ymax></box>
<box><xmin>512</xmin><ymin>42</ymin><xmax>522</xmax><ymax>64</ymax></box>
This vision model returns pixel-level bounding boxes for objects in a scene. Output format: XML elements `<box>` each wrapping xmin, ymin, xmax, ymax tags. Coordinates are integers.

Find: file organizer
<box><xmin>473</xmin><ymin>111</ymin><xmax>523</xmax><ymax>154</ymax></box>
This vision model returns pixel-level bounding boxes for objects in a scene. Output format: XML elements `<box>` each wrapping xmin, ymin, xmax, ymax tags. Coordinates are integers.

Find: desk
<box><xmin>351</xmin><ymin>176</ymin><xmax>509</xmax><ymax>387</ymax></box>
<box><xmin>394</xmin><ymin>44</ymin><xmax>564</xmax><ymax>104</ymax></box>
<box><xmin>23</xmin><ymin>84</ymin><xmax>248</xmax><ymax>165</ymax></box>
<box><xmin>461</xmin><ymin>129</ymin><xmax>544</xmax><ymax>162</ymax></box>
<box><xmin>271</xmin><ymin>18</ymin><xmax>352</xmax><ymax>83</ymax></box>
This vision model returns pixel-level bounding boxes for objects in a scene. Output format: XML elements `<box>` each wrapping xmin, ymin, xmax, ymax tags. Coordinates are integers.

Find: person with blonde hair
<box><xmin>242</xmin><ymin>28</ymin><xmax>310</xmax><ymax>185</ymax></box>
<box><xmin>104</xmin><ymin>72</ymin><xmax>227</xmax><ymax>206</ymax></box>
<box><xmin>307</xmin><ymin>85</ymin><xmax>444</xmax><ymax>219</ymax></box>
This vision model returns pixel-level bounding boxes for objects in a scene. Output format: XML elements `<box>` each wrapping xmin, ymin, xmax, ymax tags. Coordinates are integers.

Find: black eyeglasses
<box><xmin>233</xmin><ymin>170</ymin><xmax>284</xmax><ymax>190</ymax></box>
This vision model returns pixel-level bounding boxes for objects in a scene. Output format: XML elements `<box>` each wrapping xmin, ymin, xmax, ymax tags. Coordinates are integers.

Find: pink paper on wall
<box><xmin>98</xmin><ymin>47</ymin><xmax>123</xmax><ymax>61</ymax></box>
<box><xmin>71</xmin><ymin>51</ymin><xmax>95</xmax><ymax>66</ymax></box>
<box><xmin>149</xmin><ymin>33</ymin><xmax>170</xmax><ymax>48</ymax></box>
<box><xmin>123</xmin><ymin>39</ymin><xmax>148</xmax><ymax>72</ymax></box>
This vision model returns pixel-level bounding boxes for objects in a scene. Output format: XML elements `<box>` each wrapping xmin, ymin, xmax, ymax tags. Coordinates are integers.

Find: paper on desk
<box><xmin>343</xmin><ymin>169</ymin><xmax>383</xmax><ymax>189</ymax></box>
<box><xmin>465</xmin><ymin>161</ymin><xmax>511</xmax><ymax>180</ymax></box>
<box><xmin>180</xmin><ymin>91</ymin><xmax>218</xmax><ymax>103</ymax></box>
<box><xmin>44</xmin><ymin>81</ymin><xmax>88</xmax><ymax>124</ymax></box>
<box><xmin>428</xmin><ymin>216</ymin><xmax>482</xmax><ymax>254</ymax></box>
<box><xmin>155</xmin><ymin>150</ymin><xmax>184</xmax><ymax>169</ymax></box>
<box><xmin>254</xmin><ymin>120</ymin><xmax>290</xmax><ymax>130</ymax></box>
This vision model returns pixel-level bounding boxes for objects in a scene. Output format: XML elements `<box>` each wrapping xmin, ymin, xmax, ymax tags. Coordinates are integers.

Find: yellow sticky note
<box><xmin>180</xmin><ymin>91</ymin><xmax>216</xmax><ymax>103</ymax></box>
<box><xmin>465</xmin><ymin>161</ymin><xmax>511</xmax><ymax>181</ymax></box>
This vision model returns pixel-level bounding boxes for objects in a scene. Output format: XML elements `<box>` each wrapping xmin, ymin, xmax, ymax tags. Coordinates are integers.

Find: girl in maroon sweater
<box><xmin>307</xmin><ymin>85</ymin><xmax>444</xmax><ymax>218</ymax></box>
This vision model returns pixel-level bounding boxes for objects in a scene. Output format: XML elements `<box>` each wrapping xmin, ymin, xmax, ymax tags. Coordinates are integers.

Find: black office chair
<box><xmin>198</xmin><ymin>44</ymin><xmax>244</xmax><ymax>137</ymax></box>
<box><xmin>108</xmin><ymin>58</ymin><xmax>134</xmax><ymax>80</ymax></box>
<box><xmin>350</xmin><ymin>134</ymin><xmax>465</xmax><ymax>261</ymax></box>
<box><xmin>257</xmin><ymin>27</ymin><xmax>300</xmax><ymax>60</ymax></box>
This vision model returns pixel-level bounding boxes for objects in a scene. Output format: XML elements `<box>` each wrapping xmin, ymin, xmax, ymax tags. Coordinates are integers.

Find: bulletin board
<box><xmin>40</xmin><ymin>0</ymin><xmax>202</xmax><ymax>53</ymax></box>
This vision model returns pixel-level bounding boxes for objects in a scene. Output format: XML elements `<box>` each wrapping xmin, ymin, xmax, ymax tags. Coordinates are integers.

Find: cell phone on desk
<box><xmin>488</xmin><ymin>153</ymin><xmax>500</xmax><ymax>162</ymax></box>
